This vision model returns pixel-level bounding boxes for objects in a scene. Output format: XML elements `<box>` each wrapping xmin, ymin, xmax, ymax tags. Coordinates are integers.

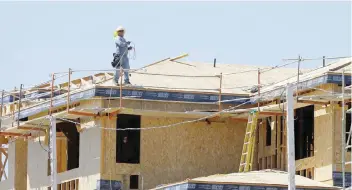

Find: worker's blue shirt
<box><xmin>114</xmin><ymin>36</ymin><xmax>129</xmax><ymax>59</ymax></box>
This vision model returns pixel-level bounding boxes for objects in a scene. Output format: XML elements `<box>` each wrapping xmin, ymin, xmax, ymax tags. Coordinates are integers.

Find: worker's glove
<box><xmin>128</xmin><ymin>46</ymin><xmax>133</xmax><ymax>50</ymax></box>
<box><xmin>126</xmin><ymin>41</ymin><xmax>131</xmax><ymax>45</ymax></box>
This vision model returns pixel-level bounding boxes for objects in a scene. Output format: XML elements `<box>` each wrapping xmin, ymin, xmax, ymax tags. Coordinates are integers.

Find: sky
<box><xmin>0</xmin><ymin>1</ymin><xmax>351</xmax><ymax>90</ymax></box>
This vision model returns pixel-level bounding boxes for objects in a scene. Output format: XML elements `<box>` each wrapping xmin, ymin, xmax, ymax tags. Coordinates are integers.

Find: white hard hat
<box><xmin>116</xmin><ymin>26</ymin><xmax>125</xmax><ymax>32</ymax></box>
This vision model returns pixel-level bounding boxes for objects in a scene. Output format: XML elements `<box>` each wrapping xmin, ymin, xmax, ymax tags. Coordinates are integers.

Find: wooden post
<box><xmin>296</xmin><ymin>55</ymin><xmax>301</xmax><ymax>101</ymax></box>
<box><xmin>0</xmin><ymin>90</ymin><xmax>4</xmax><ymax>129</ymax></box>
<box><xmin>119</xmin><ymin>67</ymin><xmax>123</xmax><ymax>108</ymax></box>
<box><xmin>218</xmin><ymin>73</ymin><xmax>223</xmax><ymax>111</ymax></box>
<box><xmin>49</xmin><ymin>116</ymin><xmax>57</xmax><ymax>190</ymax></box>
<box><xmin>17</xmin><ymin>84</ymin><xmax>23</xmax><ymax>127</ymax></box>
<box><xmin>67</xmin><ymin>68</ymin><xmax>71</xmax><ymax>113</ymax></box>
<box><xmin>342</xmin><ymin>69</ymin><xmax>346</xmax><ymax>189</ymax></box>
<box><xmin>50</xmin><ymin>73</ymin><xmax>55</xmax><ymax>115</ymax></box>
<box><xmin>258</xmin><ymin>68</ymin><xmax>261</xmax><ymax>111</ymax></box>
<box><xmin>286</xmin><ymin>84</ymin><xmax>296</xmax><ymax>190</ymax></box>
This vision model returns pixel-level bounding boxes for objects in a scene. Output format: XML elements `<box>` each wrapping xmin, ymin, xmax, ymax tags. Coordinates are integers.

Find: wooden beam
<box><xmin>0</xmin><ymin>136</ymin><xmax>8</xmax><ymax>144</ymax></box>
<box><xmin>68</xmin><ymin>110</ymin><xmax>100</xmax><ymax>117</ymax></box>
<box><xmin>75</xmin><ymin>124</ymin><xmax>82</xmax><ymax>133</ymax></box>
<box><xmin>0</xmin><ymin>132</ymin><xmax>31</xmax><ymax>137</ymax></box>
<box><xmin>170</xmin><ymin>53</ymin><xmax>189</xmax><ymax>61</ymax></box>
<box><xmin>44</xmin><ymin>128</ymin><xmax>49</xmax><ymax>146</ymax></box>
<box><xmin>259</xmin><ymin>111</ymin><xmax>286</xmax><ymax>116</ymax></box>
<box><xmin>14</xmin><ymin>139</ymin><xmax>28</xmax><ymax>190</ymax></box>
<box><xmin>0</xmin><ymin>152</ymin><xmax>2</xmax><ymax>181</ymax></box>
<box><xmin>0</xmin><ymin>154</ymin><xmax>7</xmax><ymax>180</ymax></box>
<box><xmin>297</xmin><ymin>100</ymin><xmax>330</xmax><ymax>105</ymax></box>
<box><xmin>17</xmin><ymin>126</ymin><xmax>45</xmax><ymax>132</ymax></box>
<box><xmin>0</xmin><ymin>148</ymin><xmax>8</xmax><ymax>157</ymax></box>
<box><xmin>108</xmin><ymin>109</ymin><xmax>122</xmax><ymax>119</ymax></box>
<box><xmin>139</xmin><ymin>57</ymin><xmax>170</xmax><ymax>70</ymax></box>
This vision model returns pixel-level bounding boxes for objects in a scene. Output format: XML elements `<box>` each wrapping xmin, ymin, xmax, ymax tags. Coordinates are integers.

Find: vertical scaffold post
<box><xmin>50</xmin><ymin>73</ymin><xmax>55</xmax><ymax>115</ymax></box>
<box><xmin>218</xmin><ymin>73</ymin><xmax>223</xmax><ymax>111</ymax></box>
<box><xmin>119</xmin><ymin>67</ymin><xmax>123</xmax><ymax>108</ymax></box>
<box><xmin>67</xmin><ymin>68</ymin><xmax>72</xmax><ymax>113</ymax></box>
<box><xmin>17</xmin><ymin>84</ymin><xmax>23</xmax><ymax>127</ymax></box>
<box><xmin>49</xmin><ymin>115</ymin><xmax>57</xmax><ymax>190</ymax></box>
<box><xmin>296</xmin><ymin>55</ymin><xmax>301</xmax><ymax>101</ymax></box>
<box><xmin>49</xmin><ymin>72</ymin><xmax>57</xmax><ymax>190</ymax></box>
<box><xmin>0</xmin><ymin>90</ymin><xmax>4</xmax><ymax>129</ymax></box>
<box><xmin>342</xmin><ymin>69</ymin><xmax>346</xmax><ymax>189</ymax></box>
<box><xmin>257</xmin><ymin>68</ymin><xmax>261</xmax><ymax>111</ymax></box>
<box><xmin>286</xmin><ymin>83</ymin><xmax>296</xmax><ymax>190</ymax></box>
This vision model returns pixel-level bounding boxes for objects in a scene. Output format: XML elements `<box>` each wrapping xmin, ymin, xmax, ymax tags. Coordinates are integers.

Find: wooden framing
<box><xmin>0</xmin><ymin>147</ymin><xmax>7</xmax><ymax>181</ymax></box>
<box><xmin>15</xmin><ymin>139</ymin><xmax>28</xmax><ymax>190</ymax></box>
<box><xmin>297</xmin><ymin>100</ymin><xmax>330</xmax><ymax>105</ymax></box>
<box><xmin>0</xmin><ymin>132</ymin><xmax>31</xmax><ymax>137</ymax></box>
<box><xmin>17</xmin><ymin>126</ymin><xmax>45</xmax><ymax>132</ymax></box>
<box><xmin>108</xmin><ymin>108</ymin><xmax>122</xmax><ymax>119</ymax></box>
<box><xmin>49</xmin><ymin>179</ymin><xmax>79</xmax><ymax>190</ymax></box>
<box><xmin>67</xmin><ymin>110</ymin><xmax>100</xmax><ymax>117</ymax></box>
<box><xmin>169</xmin><ymin>53</ymin><xmax>189</xmax><ymax>61</ymax></box>
<box><xmin>259</xmin><ymin>111</ymin><xmax>286</xmax><ymax>116</ymax></box>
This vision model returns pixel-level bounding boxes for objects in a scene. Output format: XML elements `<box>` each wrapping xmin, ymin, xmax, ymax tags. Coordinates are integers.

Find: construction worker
<box><xmin>112</xmin><ymin>26</ymin><xmax>133</xmax><ymax>85</ymax></box>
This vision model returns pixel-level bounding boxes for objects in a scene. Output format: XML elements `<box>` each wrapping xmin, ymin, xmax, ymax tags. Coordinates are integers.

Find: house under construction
<box><xmin>0</xmin><ymin>54</ymin><xmax>351</xmax><ymax>190</ymax></box>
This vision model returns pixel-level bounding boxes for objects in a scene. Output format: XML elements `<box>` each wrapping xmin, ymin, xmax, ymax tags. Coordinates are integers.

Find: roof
<box><xmin>154</xmin><ymin>170</ymin><xmax>339</xmax><ymax>189</ymax></box>
<box><xmin>260</xmin><ymin>57</ymin><xmax>352</xmax><ymax>95</ymax></box>
<box><xmin>1</xmin><ymin>56</ymin><xmax>351</xmax><ymax>130</ymax></box>
<box><xmin>100</xmin><ymin>59</ymin><xmax>308</xmax><ymax>95</ymax></box>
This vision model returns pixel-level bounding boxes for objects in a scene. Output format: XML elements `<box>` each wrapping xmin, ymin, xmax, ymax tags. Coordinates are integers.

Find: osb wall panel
<box><xmin>330</xmin><ymin>82</ymin><xmax>349</xmax><ymax>173</ymax></box>
<box><xmin>57</xmin><ymin>138</ymin><xmax>67</xmax><ymax>173</ymax></box>
<box><xmin>140</xmin><ymin>117</ymin><xmax>245</xmax><ymax>189</ymax></box>
<box><xmin>291</xmin><ymin>104</ymin><xmax>334</xmax><ymax>182</ymax></box>
<box><xmin>315</xmin><ymin>165</ymin><xmax>334</xmax><ymax>183</ymax></box>
<box><xmin>140</xmin><ymin>117</ymin><xmax>244</xmax><ymax>189</ymax></box>
<box><xmin>314</xmin><ymin>104</ymin><xmax>334</xmax><ymax>171</ymax></box>
<box><xmin>15</xmin><ymin>139</ymin><xmax>28</xmax><ymax>190</ymax></box>
<box><xmin>333</xmin><ymin>105</ymin><xmax>351</xmax><ymax>172</ymax></box>
<box><xmin>100</xmin><ymin>116</ymin><xmax>246</xmax><ymax>189</ymax></box>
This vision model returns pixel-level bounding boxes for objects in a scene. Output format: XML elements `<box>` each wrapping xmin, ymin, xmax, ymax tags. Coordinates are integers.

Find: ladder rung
<box><xmin>242</xmin><ymin>152</ymin><xmax>248</xmax><ymax>155</ymax></box>
<box><xmin>244</xmin><ymin>142</ymin><xmax>250</xmax><ymax>145</ymax></box>
<box><xmin>240</xmin><ymin>163</ymin><xmax>247</xmax><ymax>166</ymax></box>
<box><xmin>346</xmin><ymin>161</ymin><xmax>352</xmax><ymax>165</ymax></box>
<box><xmin>248</xmin><ymin>121</ymin><xmax>253</xmax><ymax>124</ymax></box>
<box><xmin>246</xmin><ymin>132</ymin><xmax>251</xmax><ymax>135</ymax></box>
<box><xmin>346</xmin><ymin>145</ymin><xmax>352</xmax><ymax>149</ymax></box>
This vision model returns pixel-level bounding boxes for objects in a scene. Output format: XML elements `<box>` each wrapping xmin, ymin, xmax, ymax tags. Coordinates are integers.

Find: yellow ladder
<box><xmin>239</xmin><ymin>110</ymin><xmax>258</xmax><ymax>172</ymax></box>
